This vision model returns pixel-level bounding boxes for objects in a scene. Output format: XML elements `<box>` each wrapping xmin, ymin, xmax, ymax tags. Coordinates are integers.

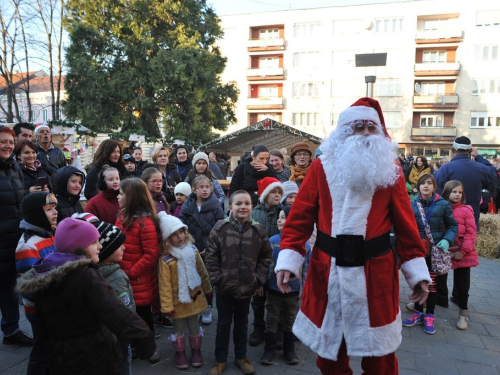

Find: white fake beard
<box><xmin>320</xmin><ymin>130</ymin><xmax>399</xmax><ymax>192</ymax></box>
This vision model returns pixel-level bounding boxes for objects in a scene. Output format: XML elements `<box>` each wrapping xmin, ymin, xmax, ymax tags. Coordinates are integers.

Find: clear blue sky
<box><xmin>207</xmin><ymin>0</ymin><xmax>403</xmax><ymax>16</ymax></box>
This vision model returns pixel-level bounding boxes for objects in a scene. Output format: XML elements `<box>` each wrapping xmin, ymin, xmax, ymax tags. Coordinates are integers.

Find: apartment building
<box><xmin>217</xmin><ymin>0</ymin><xmax>500</xmax><ymax>159</ymax></box>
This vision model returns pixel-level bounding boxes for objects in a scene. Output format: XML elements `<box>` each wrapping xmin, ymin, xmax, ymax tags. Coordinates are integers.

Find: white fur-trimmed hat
<box><xmin>158</xmin><ymin>211</ymin><xmax>187</xmax><ymax>240</ymax></box>
<box><xmin>34</xmin><ymin>123</ymin><xmax>50</xmax><ymax>135</ymax></box>
<box><xmin>192</xmin><ymin>152</ymin><xmax>209</xmax><ymax>166</ymax></box>
<box><xmin>257</xmin><ymin>177</ymin><xmax>284</xmax><ymax>204</ymax></box>
<box><xmin>174</xmin><ymin>182</ymin><xmax>192</xmax><ymax>197</ymax></box>
<box><xmin>337</xmin><ymin>97</ymin><xmax>389</xmax><ymax>139</ymax></box>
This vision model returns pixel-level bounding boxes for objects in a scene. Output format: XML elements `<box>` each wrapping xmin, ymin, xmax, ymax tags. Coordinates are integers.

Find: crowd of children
<box><xmin>8</xmin><ymin>144</ymin><xmax>482</xmax><ymax>375</ymax></box>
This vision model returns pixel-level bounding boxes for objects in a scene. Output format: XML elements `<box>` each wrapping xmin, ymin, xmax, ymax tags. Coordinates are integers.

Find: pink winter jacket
<box><xmin>451</xmin><ymin>202</ymin><xmax>479</xmax><ymax>269</ymax></box>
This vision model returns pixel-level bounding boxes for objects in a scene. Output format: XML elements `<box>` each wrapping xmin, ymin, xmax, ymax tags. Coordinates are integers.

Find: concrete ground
<box><xmin>1</xmin><ymin>257</ymin><xmax>499</xmax><ymax>374</ymax></box>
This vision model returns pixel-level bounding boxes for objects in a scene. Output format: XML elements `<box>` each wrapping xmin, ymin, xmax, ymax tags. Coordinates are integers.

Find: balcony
<box><xmin>415</xmin><ymin>29</ymin><xmax>463</xmax><ymax>44</ymax></box>
<box><xmin>246</xmin><ymin>67</ymin><xmax>284</xmax><ymax>81</ymax></box>
<box><xmin>413</xmin><ymin>94</ymin><xmax>459</xmax><ymax>109</ymax></box>
<box><xmin>411</xmin><ymin>126</ymin><xmax>457</xmax><ymax>141</ymax></box>
<box><xmin>247</xmin><ymin>38</ymin><xmax>285</xmax><ymax>51</ymax></box>
<box><xmin>414</xmin><ymin>62</ymin><xmax>460</xmax><ymax>76</ymax></box>
<box><xmin>246</xmin><ymin>97</ymin><xmax>284</xmax><ymax>110</ymax></box>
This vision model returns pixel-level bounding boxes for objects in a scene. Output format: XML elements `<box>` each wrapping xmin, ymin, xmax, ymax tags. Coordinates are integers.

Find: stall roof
<box><xmin>200</xmin><ymin>118</ymin><xmax>323</xmax><ymax>155</ymax></box>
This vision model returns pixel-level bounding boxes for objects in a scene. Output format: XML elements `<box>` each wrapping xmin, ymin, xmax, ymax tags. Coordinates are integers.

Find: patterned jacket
<box><xmin>205</xmin><ymin>215</ymin><xmax>272</xmax><ymax>299</ymax></box>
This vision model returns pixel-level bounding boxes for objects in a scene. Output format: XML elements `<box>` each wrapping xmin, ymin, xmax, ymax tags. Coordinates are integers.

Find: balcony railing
<box><xmin>413</xmin><ymin>94</ymin><xmax>459</xmax><ymax>105</ymax></box>
<box><xmin>415</xmin><ymin>29</ymin><xmax>463</xmax><ymax>40</ymax></box>
<box><xmin>247</xmin><ymin>38</ymin><xmax>285</xmax><ymax>50</ymax></box>
<box><xmin>411</xmin><ymin>126</ymin><xmax>457</xmax><ymax>138</ymax></box>
<box><xmin>246</xmin><ymin>67</ymin><xmax>284</xmax><ymax>78</ymax></box>
<box><xmin>246</xmin><ymin>97</ymin><xmax>284</xmax><ymax>109</ymax></box>
<box><xmin>414</xmin><ymin>62</ymin><xmax>460</xmax><ymax>72</ymax></box>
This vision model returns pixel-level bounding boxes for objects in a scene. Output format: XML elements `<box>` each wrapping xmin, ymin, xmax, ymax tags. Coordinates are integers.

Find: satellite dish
<box><xmin>415</xmin><ymin>82</ymin><xmax>421</xmax><ymax>94</ymax></box>
<box><xmin>363</xmin><ymin>19</ymin><xmax>373</xmax><ymax>30</ymax></box>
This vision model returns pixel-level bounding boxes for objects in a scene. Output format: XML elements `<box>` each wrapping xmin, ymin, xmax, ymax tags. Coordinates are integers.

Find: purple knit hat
<box><xmin>55</xmin><ymin>218</ymin><xmax>100</xmax><ymax>254</ymax></box>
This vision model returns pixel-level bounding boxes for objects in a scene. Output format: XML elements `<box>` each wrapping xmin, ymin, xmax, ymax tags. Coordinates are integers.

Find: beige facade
<box><xmin>217</xmin><ymin>0</ymin><xmax>500</xmax><ymax>158</ymax></box>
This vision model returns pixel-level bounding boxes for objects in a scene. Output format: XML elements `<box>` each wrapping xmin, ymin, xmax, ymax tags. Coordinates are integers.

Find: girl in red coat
<box><xmin>84</xmin><ymin>167</ymin><xmax>120</xmax><ymax>224</ymax></box>
<box><xmin>116</xmin><ymin>178</ymin><xmax>161</xmax><ymax>361</ymax></box>
<box><xmin>442</xmin><ymin>180</ymin><xmax>479</xmax><ymax>331</ymax></box>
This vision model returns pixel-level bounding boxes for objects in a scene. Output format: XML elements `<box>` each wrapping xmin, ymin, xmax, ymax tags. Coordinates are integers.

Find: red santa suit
<box><xmin>275</xmin><ymin>98</ymin><xmax>431</xmax><ymax>369</ymax></box>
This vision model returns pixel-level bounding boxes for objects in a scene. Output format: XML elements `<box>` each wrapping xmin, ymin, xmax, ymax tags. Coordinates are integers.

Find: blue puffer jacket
<box><xmin>410</xmin><ymin>193</ymin><xmax>458</xmax><ymax>248</ymax></box>
<box><xmin>180</xmin><ymin>192</ymin><xmax>224</xmax><ymax>251</ymax></box>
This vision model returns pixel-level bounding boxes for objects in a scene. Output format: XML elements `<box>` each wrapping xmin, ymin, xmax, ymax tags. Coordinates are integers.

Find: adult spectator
<box><xmin>132</xmin><ymin>146</ymin><xmax>148</xmax><ymax>173</ymax></box>
<box><xmin>269</xmin><ymin>149</ymin><xmax>290</xmax><ymax>183</ymax></box>
<box><xmin>34</xmin><ymin>124</ymin><xmax>66</xmax><ymax>189</ymax></box>
<box><xmin>281</xmin><ymin>142</ymin><xmax>313</xmax><ymax>188</ymax></box>
<box><xmin>84</xmin><ymin>139</ymin><xmax>126</xmax><ymax>200</ymax></box>
<box><xmin>13</xmin><ymin>123</ymin><xmax>34</xmax><ymax>144</ymax></box>
<box><xmin>209</xmin><ymin>152</ymin><xmax>228</xmax><ymax>178</ymax></box>
<box><xmin>275</xmin><ymin>98</ymin><xmax>430</xmax><ymax>374</ymax></box>
<box><xmin>0</xmin><ymin>125</ymin><xmax>33</xmax><ymax>346</ymax></box>
<box><xmin>150</xmin><ymin>147</ymin><xmax>181</xmax><ymax>203</ymax></box>
<box><xmin>409</xmin><ymin>156</ymin><xmax>431</xmax><ymax>186</ymax></box>
<box><xmin>435</xmin><ymin>136</ymin><xmax>497</xmax><ymax>227</ymax></box>
<box><xmin>228</xmin><ymin>144</ymin><xmax>277</xmax><ymax>207</ymax></box>
<box><xmin>279</xmin><ymin>147</ymin><xmax>291</xmax><ymax>166</ymax></box>
<box><xmin>14</xmin><ymin>141</ymin><xmax>53</xmax><ymax>195</ymax></box>
<box><xmin>173</xmin><ymin>146</ymin><xmax>193</xmax><ymax>182</ymax></box>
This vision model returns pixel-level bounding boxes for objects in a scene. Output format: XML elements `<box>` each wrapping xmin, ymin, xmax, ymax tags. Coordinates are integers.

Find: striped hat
<box><xmin>93</xmin><ymin>221</ymin><xmax>126</xmax><ymax>262</ymax></box>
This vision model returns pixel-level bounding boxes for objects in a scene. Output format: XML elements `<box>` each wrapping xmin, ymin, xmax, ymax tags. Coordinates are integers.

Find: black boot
<box><xmin>260</xmin><ymin>332</ymin><xmax>276</xmax><ymax>365</ymax></box>
<box><xmin>283</xmin><ymin>332</ymin><xmax>299</xmax><ymax>365</ymax></box>
<box><xmin>249</xmin><ymin>326</ymin><xmax>264</xmax><ymax>346</ymax></box>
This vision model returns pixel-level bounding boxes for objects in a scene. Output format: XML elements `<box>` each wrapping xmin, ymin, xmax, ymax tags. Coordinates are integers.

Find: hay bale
<box><xmin>476</xmin><ymin>214</ymin><xmax>500</xmax><ymax>259</ymax></box>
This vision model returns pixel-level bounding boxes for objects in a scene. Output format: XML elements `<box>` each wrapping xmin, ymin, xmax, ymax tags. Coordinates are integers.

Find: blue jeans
<box><xmin>215</xmin><ymin>293</ymin><xmax>251</xmax><ymax>363</ymax></box>
<box><xmin>0</xmin><ymin>268</ymin><xmax>20</xmax><ymax>337</ymax></box>
<box><xmin>118</xmin><ymin>339</ymin><xmax>132</xmax><ymax>375</ymax></box>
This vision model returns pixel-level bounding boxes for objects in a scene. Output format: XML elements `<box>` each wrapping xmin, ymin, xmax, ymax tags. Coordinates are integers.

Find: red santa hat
<box><xmin>337</xmin><ymin>97</ymin><xmax>390</xmax><ymax>139</ymax></box>
<box><xmin>34</xmin><ymin>123</ymin><xmax>50</xmax><ymax>135</ymax></box>
<box><xmin>257</xmin><ymin>177</ymin><xmax>284</xmax><ymax>204</ymax></box>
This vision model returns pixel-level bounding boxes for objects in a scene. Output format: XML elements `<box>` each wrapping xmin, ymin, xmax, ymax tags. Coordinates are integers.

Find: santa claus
<box><xmin>276</xmin><ymin>97</ymin><xmax>431</xmax><ymax>374</ymax></box>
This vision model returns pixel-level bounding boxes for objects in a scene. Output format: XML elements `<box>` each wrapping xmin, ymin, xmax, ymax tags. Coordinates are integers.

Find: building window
<box><xmin>474</xmin><ymin>45</ymin><xmax>499</xmax><ymax>61</ymax></box>
<box><xmin>293</xmin><ymin>112</ymin><xmax>318</xmax><ymax>127</ymax></box>
<box><xmin>42</xmin><ymin>109</ymin><xmax>48</xmax><ymax>122</ymax></box>
<box><xmin>292</xmin><ymin>82</ymin><xmax>321</xmax><ymax>97</ymax></box>
<box><xmin>384</xmin><ymin>112</ymin><xmax>402</xmax><ymax>128</ymax></box>
<box><xmin>259</xmin><ymin>57</ymin><xmax>279</xmax><ymax>68</ymax></box>
<box><xmin>294</xmin><ymin>22</ymin><xmax>321</xmax><ymax>38</ymax></box>
<box><xmin>330</xmin><ymin>112</ymin><xmax>339</xmax><ymax>127</ymax></box>
<box><xmin>476</xmin><ymin>10</ymin><xmax>500</xmax><ymax>27</ymax></box>
<box><xmin>259</xmin><ymin>28</ymin><xmax>279</xmax><ymax>39</ymax></box>
<box><xmin>374</xmin><ymin>17</ymin><xmax>404</xmax><ymax>33</ymax></box>
<box><xmin>471</xmin><ymin>78</ymin><xmax>500</xmax><ymax>95</ymax></box>
<box><xmin>258</xmin><ymin>86</ymin><xmax>278</xmax><ymax>98</ymax></box>
<box><xmin>293</xmin><ymin>52</ymin><xmax>320</xmax><ymax>68</ymax></box>
<box><xmin>420</xmin><ymin>114</ymin><xmax>443</xmax><ymax>127</ymax></box>
<box><xmin>422</xmin><ymin>50</ymin><xmax>446</xmax><ymax>63</ymax></box>
<box><xmin>374</xmin><ymin>79</ymin><xmax>402</xmax><ymax>96</ymax></box>
<box><xmin>470</xmin><ymin>112</ymin><xmax>500</xmax><ymax>127</ymax></box>
<box><xmin>420</xmin><ymin>82</ymin><xmax>445</xmax><ymax>95</ymax></box>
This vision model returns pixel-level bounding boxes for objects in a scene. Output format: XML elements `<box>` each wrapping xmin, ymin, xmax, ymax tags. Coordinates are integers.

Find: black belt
<box><xmin>316</xmin><ymin>230</ymin><xmax>392</xmax><ymax>267</ymax></box>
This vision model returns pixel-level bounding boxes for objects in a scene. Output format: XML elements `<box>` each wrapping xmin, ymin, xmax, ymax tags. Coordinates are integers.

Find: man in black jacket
<box><xmin>34</xmin><ymin>124</ymin><xmax>66</xmax><ymax>189</ymax></box>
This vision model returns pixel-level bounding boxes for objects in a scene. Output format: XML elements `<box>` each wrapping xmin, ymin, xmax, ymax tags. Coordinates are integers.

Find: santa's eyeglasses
<box><xmin>345</xmin><ymin>120</ymin><xmax>379</xmax><ymax>132</ymax></box>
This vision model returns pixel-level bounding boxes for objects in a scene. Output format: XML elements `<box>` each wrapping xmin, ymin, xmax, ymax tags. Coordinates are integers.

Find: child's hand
<box><xmin>436</xmin><ymin>239</ymin><xmax>449</xmax><ymax>253</ymax></box>
<box><xmin>165</xmin><ymin>310</ymin><xmax>175</xmax><ymax>317</ymax></box>
<box><xmin>452</xmin><ymin>252</ymin><xmax>464</xmax><ymax>260</ymax></box>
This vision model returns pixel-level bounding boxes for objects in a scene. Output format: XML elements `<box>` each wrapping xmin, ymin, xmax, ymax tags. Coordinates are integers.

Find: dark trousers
<box><xmin>27</xmin><ymin>321</ymin><xmax>49</xmax><ymax>375</ymax></box>
<box><xmin>215</xmin><ymin>293</ymin><xmax>251</xmax><ymax>363</ymax></box>
<box><xmin>264</xmin><ymin>292</ymin><xmax>299</xmax><ymax>335</ymax></box>
<box><xmin>0</xmin><ymin>268</ymin><xmax>20</xmax><ymax>336</ymax></box>
<box><xmin>136</xmin><ymin>305</ymin><xmax>154</xmax><ymax>332</ymax></box>
<box><xmin>316</xmin><ymin>338</ymin><xmax>398</xmax><ymax>375</ymax></box>
<box><xmin>251</xmin><ymin>288</ymin><xmax>266</xmax><ymax>331</ymax></box>
<box><xmin>452</xmin><ymin>267</ymin><xmax>471</xmax><ymax>310</ymax></box>
<box><xmin>435</xmin><ymin>273</ymin><xmax>449</xmax><ymax>306</ymax></box>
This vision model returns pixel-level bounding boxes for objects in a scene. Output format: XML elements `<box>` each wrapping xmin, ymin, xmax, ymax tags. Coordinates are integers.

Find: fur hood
<box><xmin>16</xmin><ymin>258</ymin><xmax>92</xmax><ymax>296</ymax></box>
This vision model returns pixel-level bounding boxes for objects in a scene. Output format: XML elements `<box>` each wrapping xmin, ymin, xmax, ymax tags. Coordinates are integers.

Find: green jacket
<box><xmin>250</xmin><ymin>203</ymin><xmax>281</xmax><ymax>238</ymax></box>
<box><xmin>98</xmin><ymin>264</ymin><xmax>136</xmax><ymax>311</ymax></box>
<box><xmin>205</xmin><ymin>215</ymin><xmax>272</xmax><ymax>299</ymax></box>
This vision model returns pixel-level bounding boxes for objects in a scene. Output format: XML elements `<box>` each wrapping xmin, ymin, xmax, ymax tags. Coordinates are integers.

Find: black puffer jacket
<box><xmin>0</xmin><ymin>156</ymin><xmax>25</xmax><ymax>273</ymax></box>
<box><xmin>151</xmin><ymin>163</ymin><xmax>182</xmax><ymax>203</ymax></box>
<box><xmin>18</xmin><ymin>162</ymin><xmax>53</xmax><ymax>195</ymax></box>
<box><xmin>16</xmin><ymin>257</ymin><xmax>155</xmax><ymax>375</ymax></box>
<box><xmin>55</xmin><ymin>166</ymin><xmax>85</xmax><ymax>222</ymax></box>
<box><xmin>180</xmin><ymin>192</ymin><xmax>224</xmax><ymax>251</ymax></box>
<box><xmin>84</xmin><ymin>161</ymin><xmax>127</xmax><ymax>200</ymax></box>
<box><xmin>35</xmin><ymin>142</ymin><xmax>66</xmax><ymax>189</ymax></box>
<box><xmin>174</xmin><ymin>159</ymin><xmax>193</xmax><ymax>182</ymax></box>
<box><xmin>228</xmin><ymin>157</ymin><xmax>277</xmax><ymax>207</ymax></box>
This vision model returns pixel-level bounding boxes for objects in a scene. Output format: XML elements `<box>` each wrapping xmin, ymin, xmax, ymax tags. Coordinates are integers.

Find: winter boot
<box><xmin>171</xmin><ymin>334</ymin><xmax>189</xmax><ymax>369</ymax></box>
<box><xmin>283</xmin><ymin>332</ymin><xmax>299</xmax><ymax>365</ymax></box>
<box><xmin>248</xmin><ymin>326</ymin><xmax>264</xmax><ymax>347</ymax></box>
<box><xmin>456</xmin><ymin>309</ymin><xmax>468</xmax><ymax>330</ymax></box>
<box><xmin>260</xmin><ymin>332</ymin><xmax>276</xmax><ymax>365</ymax></box>
<box><xmin>276</xmin><ymin>329</ymin><xmax>284</xmax><ymax>350</ymax></box>
<box><xmin>189</xmin><ymin>334</ymin><xmax>204</xmax><ymax>368</ymax></box>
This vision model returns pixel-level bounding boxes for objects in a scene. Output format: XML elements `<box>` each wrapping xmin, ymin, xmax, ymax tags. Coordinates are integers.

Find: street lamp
<box><xmin>355</xmin><ymin>53</ymin><xmax>387</xmax><ymax>98</ymax></box>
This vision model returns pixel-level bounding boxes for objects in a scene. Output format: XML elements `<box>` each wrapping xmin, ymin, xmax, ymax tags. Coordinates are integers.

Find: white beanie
<box><xmin>34</xmin><ymin>123</ymin><xmax>50</xmax><ymax>135</ymax></box>
<box><xmin>192</xmin><ymin>152</ymin><xmax>209</xmax><ymax>166</ymax></box>
<box><xmin>158</xmin><ymin>211</ymin><xmax>187</xmax><ymax>240</ymax></box>
<box><xmin>280</xmin><ymin>181</ymin><xmax>299</xmax><ymax>203</ymax></box>
<box><xmin>174</xmin><ymin>182</ymin><xmax>192</xmax><ymax>197</ymax></box>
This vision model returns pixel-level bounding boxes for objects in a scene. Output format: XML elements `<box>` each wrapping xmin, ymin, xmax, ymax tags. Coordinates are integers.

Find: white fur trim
<box><xmin>293</xmin><ymin>260</ymin><xmax>402</xmax><ymax>361</ymax></box>
<box><xmin>275</xmin><ymin>249</ymin><xmax>304</xmax><ymax>279</ymax></box>
<box><xmin>337</xmin><ymin>106</ymin><xmax>381</xmax><ymax>129</ymax></box>
<box><xmin>400</xmin><ymin>257</ymin><xmax>432</xmax><ymax>290</ymax></box>
<box><xmin>259</xmin><ymin>181</ymin><xmax>284</xmax><ymax>203</ymax></box>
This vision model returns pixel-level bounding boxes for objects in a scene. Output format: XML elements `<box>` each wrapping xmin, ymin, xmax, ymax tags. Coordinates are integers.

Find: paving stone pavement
<box><xmin>1</xmin><ymin>257</ymin><xmax>499</xmax><ymax>374</ymax></box>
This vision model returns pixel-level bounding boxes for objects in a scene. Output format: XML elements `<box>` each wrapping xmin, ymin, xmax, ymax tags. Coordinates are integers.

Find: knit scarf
<box><xmin>169</xmin><ymin>242</ymin><xmax>201</xmax><ymax>304</ymax></box>
<box><xmin>21</xmin><ymin>160</ymin><xmax>42</xmax><ymax>172</ymax></box>
<box><xmin>289</xmin><ymin>165</ymin><xmax>310</xmax><ymax>183</ymax></box>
